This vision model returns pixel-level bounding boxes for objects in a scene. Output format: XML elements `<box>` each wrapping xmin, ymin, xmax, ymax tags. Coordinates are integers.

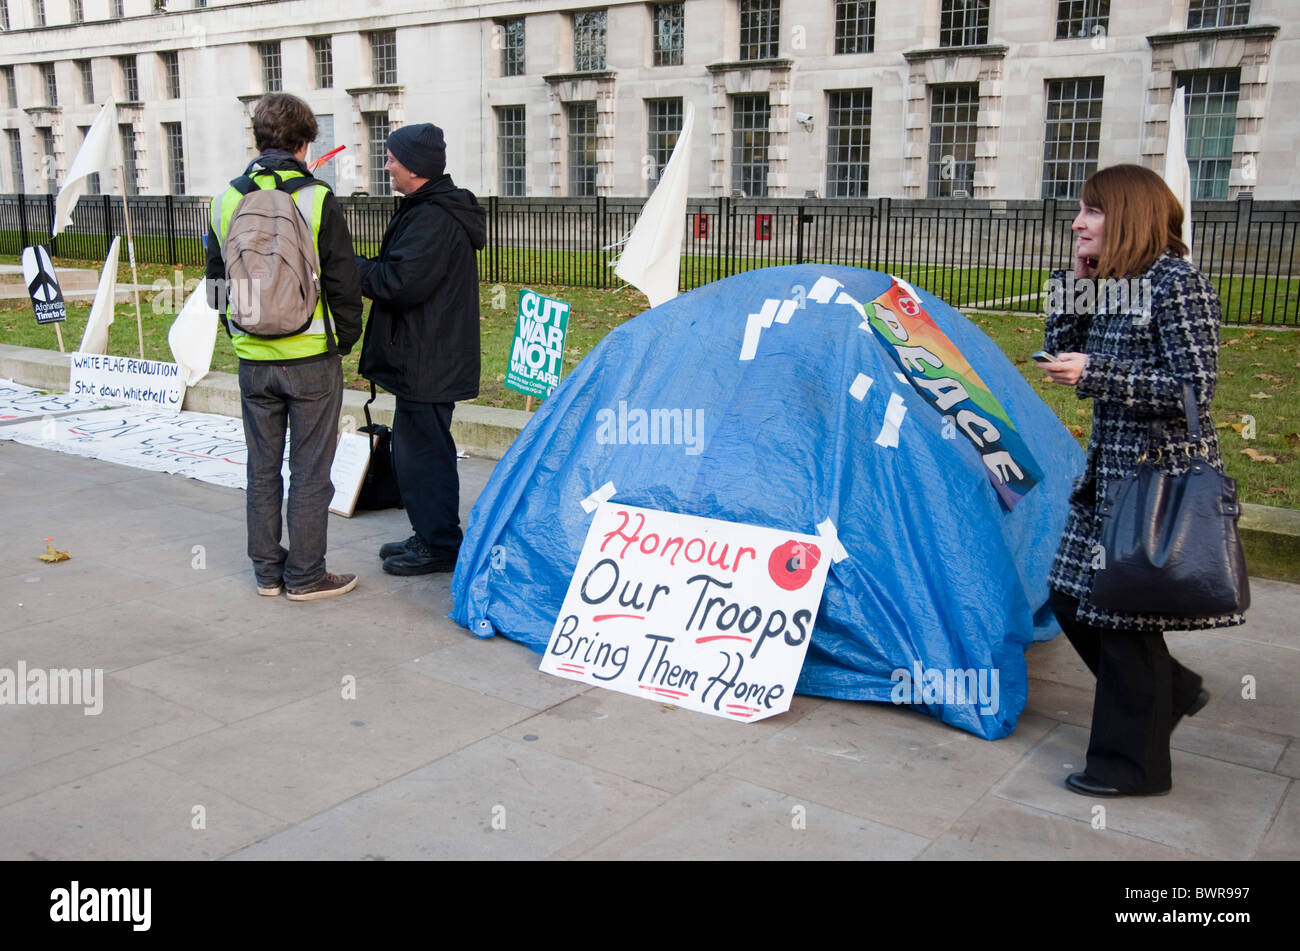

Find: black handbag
<box><xmin>355</xmin><ymin>381</ymin><xmax>404</xmax><ymax>511</ymax></box>
<box><xmin>1089</xmin><ymin>384</ymin><xmax>1249</xmax><ymax>617</ymax></box>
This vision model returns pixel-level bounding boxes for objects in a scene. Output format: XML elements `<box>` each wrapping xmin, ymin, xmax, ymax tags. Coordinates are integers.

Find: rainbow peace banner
<box><xmin>865</xmin><ymin>278</ymin><xmax>1042</xmax><ymax>508</ymax></box>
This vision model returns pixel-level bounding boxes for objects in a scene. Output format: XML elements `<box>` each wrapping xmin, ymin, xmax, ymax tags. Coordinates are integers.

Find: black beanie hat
<box><xmin>386</xmin><ymin>123</ymin><xmax>446</xmax><ymax>180</ymax></box>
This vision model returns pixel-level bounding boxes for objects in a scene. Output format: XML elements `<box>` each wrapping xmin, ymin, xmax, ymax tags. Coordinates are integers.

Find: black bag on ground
<box><xmin>355</xmin><ymin>381</ymin><xmax>403</xmax><ymax>511</ymax></box>
<box><xmin>1089</xmin><ymin>384</ymin><xmax>1249</xmax><ymax>617</ymax></box>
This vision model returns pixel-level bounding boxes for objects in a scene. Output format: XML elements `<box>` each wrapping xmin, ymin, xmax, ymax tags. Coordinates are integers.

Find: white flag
<box><xmin>613</xmin><ymin>101</ymin><xmax>694</xmax><ymax>308</ymax></box>
<box><xmin>77</xmin><ymin>236</ymin><xmax>120</xmax><ymax>355</ymax></box>
<box><xmin>168</xmin><ymin>283</ymin><xmax>219</xmax><ymax>386</ymax></box>
<box><xmin>53</xmin><ymin>97</ymin><xmax>117</xmax><ymax>237</ymax></box>
<box><xmin>1164</xmin><ymin>86</ymin><xmax>1194</xmax><ymax>258</ymax></box>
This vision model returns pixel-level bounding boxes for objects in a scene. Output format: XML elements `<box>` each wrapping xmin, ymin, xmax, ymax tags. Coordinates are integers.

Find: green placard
<box><xmin>505</xmin><ymin>288</ymin><xmax>571</xmax><ymax>398</ymax></box>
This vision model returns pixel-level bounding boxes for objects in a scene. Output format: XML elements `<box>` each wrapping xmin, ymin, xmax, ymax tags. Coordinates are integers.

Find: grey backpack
<box><xmin>220</xmin><ymin>171</ymin><xmax>332</xmax><ymax>342</ymax></box>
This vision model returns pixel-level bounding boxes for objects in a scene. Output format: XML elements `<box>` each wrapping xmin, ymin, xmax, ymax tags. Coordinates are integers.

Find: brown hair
<box><xmin>252</xmin><ymin>93</ymin><xmax>318</xmax><ymax>154</ymax></box>
<box><xmin>1080</xmin><ymin>164</ymin><xmax>1189</xmax><ymax>279</ymax></box>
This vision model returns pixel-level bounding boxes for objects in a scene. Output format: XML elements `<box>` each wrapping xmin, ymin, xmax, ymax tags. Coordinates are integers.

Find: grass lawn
<box><xmin>2</xmin><ymin>253</ymin><xmax>1295</xmax><ymax>508</ymax></box>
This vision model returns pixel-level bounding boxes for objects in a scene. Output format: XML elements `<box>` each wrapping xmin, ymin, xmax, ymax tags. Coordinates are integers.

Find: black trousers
<box><xmin>391</xmin><ymin>398</ymin><xmax>462</xmax><ymax>557</ymax></box>
<box><xmin>1049</xmin><ymin>590</ymin><xmax>1203</xmax><ymax>793</ymax></box>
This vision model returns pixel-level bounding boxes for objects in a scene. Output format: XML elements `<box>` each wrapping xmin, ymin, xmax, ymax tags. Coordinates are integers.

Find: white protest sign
<box><xmin>328</xmin><ymin>431</ymin><xmax>371</xmax><ymax>517</ymax></box>
<box><xmin>69</xmin><ymin>352</ymin><xmax>185</xmax><ymax>412</ymax></box>
<box><xmin>540</xmin><ymin>502</ymin><xmax>833</xmax><ymax>722</ymax></box>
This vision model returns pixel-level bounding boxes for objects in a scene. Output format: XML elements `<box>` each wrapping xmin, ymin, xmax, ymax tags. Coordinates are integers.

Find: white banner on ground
<box><xmin>68</xmin><ymin>353</ymin><xmax>185</xmax><ymax>412</ymax></box>
<box><xmin>0</xmin><ymin>379</ymin><xmax>107</xmax><ymax>423</ymax></box>
<box><xmin>540</xmin><ymin>502</ymin><xmax>832</xmax><ymax>722</ymax></box>
<box><xmin>0</xmin><ymin>407</ymin><xmax>251</xmax><ymax>488</ymax></box>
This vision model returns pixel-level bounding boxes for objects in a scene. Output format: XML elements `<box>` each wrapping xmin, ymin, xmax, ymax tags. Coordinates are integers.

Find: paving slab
<box><xmin>1255</xmin><ymin>781</ymin><xmax>1300</xmax><ymax>860</ymax></box>
<box><xmin>143</xmin><ymin>667</ymin><xmax>535</xmax><ymax>824</ymax></box>
<box><xmin>581</xmin><ymin>772</ymin><xmax>930</xmax><ymax>860</ymax></box>
<box><xmin>402</xmin><ymin>636</ymin><xmax>593</xmax><ymax>712</ymax></box>
<box><xmin>994</xmin><ymin>724</ymin><xmax>1290</xmax><ymax>860</ymax></box>
<box><xmin>228</xmin><ymin>734</ymin><xmax>670</xmax><ymax>860</ymax></box>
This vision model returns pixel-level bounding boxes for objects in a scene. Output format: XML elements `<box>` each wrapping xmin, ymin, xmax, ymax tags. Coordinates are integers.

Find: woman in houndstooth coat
<box><xmin>1039</xmin><ymin>164</ymin><xmax>1244</xmax><ymax>798</ymax></box>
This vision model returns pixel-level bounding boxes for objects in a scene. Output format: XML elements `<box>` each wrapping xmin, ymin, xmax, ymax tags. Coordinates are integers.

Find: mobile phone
<box><xmin>1031</xmin><ymin>350</ymin><xmax>1059</xmax><ymax>364</ymax></box>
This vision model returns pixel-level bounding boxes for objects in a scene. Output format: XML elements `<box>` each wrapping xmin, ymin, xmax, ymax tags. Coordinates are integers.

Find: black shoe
<box><xmin>1173</xmin><ymin>688</ymin><xmax>1211</xmax><ymax>733</ymax></box>
<box><xmin>382</xmin><ymin>537</ymin><xmax>457</xmax><ymax>576</ymax></box>
<box><xmin>1065</xmin><ymin>772</ymin><xmax>1170</xmax><ymax>798</ymax></box>
<box><xmin>379</xmin><ymin>534</ymin><xmax>419</xmax><ymax>560</ymax></box>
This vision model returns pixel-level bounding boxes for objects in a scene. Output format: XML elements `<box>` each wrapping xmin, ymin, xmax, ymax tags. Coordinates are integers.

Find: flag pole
<box><xmin>118</xmin><ymin>166</ymin><xmax>145</xmax><ymax>358</ymax></box>
<box><xmin>53</xmin><ymin>322</ymin><xmax>64</xmax><ymax>353</ymax></box>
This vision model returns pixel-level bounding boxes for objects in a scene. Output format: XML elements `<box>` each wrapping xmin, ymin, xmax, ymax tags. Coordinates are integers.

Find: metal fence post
<box><xmin>102</xmin><ymin>193</ymin><xmax>112</xmax><ymax>259</ymax></box>
<box><xmin>46</xmin><ymin>193</ymin><xmax>58</xmax><ymax>257</ymax></box>
<box><xmin>18</xmin><ymin>193</ymin><xmax>28</xmax><ymax>249</ymax></box>
<box><xmin>165</xmin><ymin>194</ymin><xmax>178</xmax><ymax>264</ymax></box>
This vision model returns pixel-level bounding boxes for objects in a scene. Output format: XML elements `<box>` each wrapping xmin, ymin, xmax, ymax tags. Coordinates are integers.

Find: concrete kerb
<box><xmin>1</xmin><ymin>341</ymin><xmax>1296</xmax><ymax>580</ymax></box>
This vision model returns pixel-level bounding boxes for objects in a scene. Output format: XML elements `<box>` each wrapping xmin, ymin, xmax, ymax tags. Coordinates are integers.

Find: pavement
<box><xmin>0</xmin><ymin>439</ymin><xmax>1296</xmax><ymax>861</ymax></box>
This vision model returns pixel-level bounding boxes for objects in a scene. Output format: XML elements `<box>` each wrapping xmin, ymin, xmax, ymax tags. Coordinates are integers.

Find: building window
<box><xmin>163</xmin><ymin>122</ymin><xmax>185</xmax><ymax>194</ymax></box>
<box><xmin>497</xmin><ymin>105</ymin><xmax>525</xmax><ymax>197</ymax></box>
<box><xmin>1041</xmin><ymin>77</ymin><xmax>1103</xmax><ymax>199</ymax></box>
<box><xmin>77</xmin><ymin>59</ymin><xmax>94</xmax><ymax>104</ymax></box>
<box><xmin>1178</xmin><ymin>70</ymin><xmax>1239</xmax><ymax>199</ymax></box>
<box><xmin>370</xmin><ymin>30</ymin><xmax>397</xmax><ymax>84</ymax></box>
<box><xmin>119</xmin><ymin>123</ymin><xmax>137</xmax><ymax>195</ymax></box>
<box><xmin>653</xmin><ymin>3</ymin><xmax>684</xmax><ymax>66</ymax></box>
<box><xmin>118</xmin><ymin>55</ymin><xmax>138</xmax><ymax>102</ymax></box>
<box><xmin>731</xmin><ymin>93</ymin><xmax>770</xmax><ymax>197</ymax></box>
<box><xmin>1187</xmin><ymin>0</ymin><xmax>1250</xmax><ymax>29</ymax></box>
<box><xmin>364</xmin><ymin>111</ymin><xmax>391</xmax><ymax>196</ymax></box>
<box><xmin>78</xmin><ymin>126</ymin><xmax>100</xmax><ymax>194</ymax></box>
<box><xmin>37</xmin><ymin>127</ymin><xmax>54</xmax><ymax>189</ymax></box>
<box><xmin>567</xmin><ymin>101</ymin><xmax>598</xmax><ymax>196</ymax></box>
<box><xmin>311</xmin><ymin>37</ymin><xmax>333</xmax><ymax>89</ymax></box>
<box><xmin>161</xmin><ymin>50</ymin><xmax>180</xmax><ymax>100</ymax></box>
<box><xmin>259</xmin><ymin>41</ymin><xmax>282</xmax><ymax>92</ymax></box>
<box><xmin>739</xmin><ymin>0</ymin><xmax>779</xmax><ymax>61</ymax></box>
<box><xmin>500</xmin><ymin>18</ymin><xmax>525</xmax><ymax>76</ymax></box>
<box><xmin>939</xmin><ymin>0</ymin><xmax>989</xmax><ymax>47</ymax></box>
<box><xmin>573</xmin><ymin>10</ymin><xmax>607</xmax><ymax>71</ymax></box>
<box><xmin>70</xmin><ymin>0</ymin><xmax>82</xmax><ymax>22</ymax></box>
<box><xmin>1056</xmin><ymin>1</ymin><xmax>1109</xmax><ymax>39</ymax></box>
<box><xmin>111</xmin><ymin>0</ymin><xmax>121</xmax><ymax>16</ymax></box>
<box><xmin>834</xmin><ymin>1</ymin><xmax>875</xmax><ymax>54</ymax></box>
<box><xmin>32</xmin><ymin>0</ymin><xmax>44</xmax><ymax>28</ymax></box>
<box><xmin>40</xmin><ymin>63</ymin><xmax>56</xmax><ymax>107</ymax></box>
<box><xmin>927</xmin><ymin>83</ymin><xmax>978</xmax><ymax>197</ymax></box>
<box><xmin>2</xmin><ymin>67</ymin><xmax>15</xmax><ymax>108</ymax></box>
<box><xmin>826</xmin><ymin>89</ymin><xmax>871</xmax><ymax>197</ymax></box>
<box><xmin>646</xmin><ymin>97</ymin><xmax>683</xmax><ymax>188</ymax></box>
<box><xmin>0</xmin><ymin>1</ymin><xmax>8</xmax><ymax>31</ymax></box>
<box><xmin>7</xmin><ymin>129</ymin><xmax>23</xmax><ymax>193</ymax></box>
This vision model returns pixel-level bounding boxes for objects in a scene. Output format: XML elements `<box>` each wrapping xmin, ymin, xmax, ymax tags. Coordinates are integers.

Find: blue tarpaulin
<box><xmin>451</xmin><ymin>265</ymin><xmax>1082</xmax><ymax>739</ymax></box>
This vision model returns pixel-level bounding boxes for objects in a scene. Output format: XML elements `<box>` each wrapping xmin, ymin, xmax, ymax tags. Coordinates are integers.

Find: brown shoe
<box><xmin>286</xmin><ymin>571</ymin><xmax>357</xmax><ymax>602</ymax></box>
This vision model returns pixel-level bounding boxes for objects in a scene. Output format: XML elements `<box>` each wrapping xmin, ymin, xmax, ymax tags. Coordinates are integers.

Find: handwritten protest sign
<box><xmin>540</xmin><ymin>503</ymin><xmax>833</xmax><ymax>722</ymax></box>
<box><xmin>0</xmin><ymin>379</ymin><xmax>106</xmax><ymax>422</ymax></box>
<box><xmin>505</xmin><ymin>288</ymin><xmax>570</xmax><ymax>398</ymax></box>
<box><xmin>328</xmin><ymin>431</ymin><xmax>371</xmax><ymax>517</ymax></box>
<box><xmin>69</xmin><ymin>353</ymin><xmax>185</xmax><ymax>412</ymax></box>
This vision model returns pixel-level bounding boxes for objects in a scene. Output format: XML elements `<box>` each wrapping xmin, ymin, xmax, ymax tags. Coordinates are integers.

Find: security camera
<box><xmin>795</xmin><ymin>112</ymin><xmax>813</xmax><ymax>124</ymax></box>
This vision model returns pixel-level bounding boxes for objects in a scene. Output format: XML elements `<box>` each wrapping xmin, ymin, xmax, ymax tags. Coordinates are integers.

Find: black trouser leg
<box><xmin>391</xmin><ymin>398</ymin><xmax>462</xmax><ymax>557</ymax></box>
<box><xmin>1049</xmin><ymin>590</ymin><xmax>1201</xmax><ymax>792</ymax></box>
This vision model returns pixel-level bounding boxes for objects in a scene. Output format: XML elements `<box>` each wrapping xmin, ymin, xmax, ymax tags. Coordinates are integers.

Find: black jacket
<box><xmin>356</xmin><ymin>176</ymin><xmax>486</xmax><ymax>403</ymax></box>
<box><xmin>205</xmin><ymin>151</ymin><xmax>363</xmax><ymax>360</ymax></box>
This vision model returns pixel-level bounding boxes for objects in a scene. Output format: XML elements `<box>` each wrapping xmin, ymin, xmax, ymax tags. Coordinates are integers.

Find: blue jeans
<box><xmin>238</xmin><ymin>356</ymin><xmax>343</xmax><ymax>589</ymax></box>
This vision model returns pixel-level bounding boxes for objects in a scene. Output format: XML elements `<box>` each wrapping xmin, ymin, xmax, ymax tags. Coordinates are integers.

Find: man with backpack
<box><xmin>356</xmin><ymin>123</ymin><xmax>486</xmax><ymax>576</ymax></box>
<box><xmin>206</xmin><ymin>92</ymin><xmax>363</xmax><ymax>601</ymax></box>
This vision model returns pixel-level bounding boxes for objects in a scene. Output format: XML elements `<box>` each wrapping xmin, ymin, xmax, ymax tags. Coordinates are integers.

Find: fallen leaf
<box><xmin>1222</xmin><ymin>371</ymin><xmax>1236</xmax><ymax>376</ymax></box>
<box><xmin>1076</xmin><ymin>408</ymin><xmax>1087</xmax><ymax>416</ymax></box>
<box><xmin>38</xmin><ymin>544</ymin><xmax>70</xmax><ymax>563</ymax></box>
<box><xmin>1266</xmin><ymin>486</ymin><xmax>1287</xmax><ymax>495</ymax></box>
<box><xmin>1253</xmin><ymin>373</ymin><xmax>1280</xmax><ymax>381</ymax></box>
<box><xmin>1284</xmin><ymin>433</ymin><xmax>1300</xmax><ymax>447</ymax></box>
<box><xmin>1241</xmin><ymin>448</ymin><xmax>1278</xmax><ymax>463</ymax></box>
<box><xmin>1248</xmin><ymin>392</ymin><xmax>1272</xmax><ymax>399</ymax></box>
<box><xmin>1229</xmin><ymin>422</ymin><xmax>1246</xmax><ymax>434</ymax></box>
<box><xmin>1069</xmin><ymin>425</ymin><xmax>1084</xmax><ymax>437</ymax></box>
<box><xmin>1015</xmin><ymin>327</ymin><xmax>1033</xmax><ymax>333</ymax></box>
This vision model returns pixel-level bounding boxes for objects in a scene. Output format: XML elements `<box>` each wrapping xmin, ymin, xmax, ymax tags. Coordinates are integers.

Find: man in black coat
<box><xmin>356</xmin><ymin>123</ymin><xmax>486</xmax><ymax>574</ymax></box>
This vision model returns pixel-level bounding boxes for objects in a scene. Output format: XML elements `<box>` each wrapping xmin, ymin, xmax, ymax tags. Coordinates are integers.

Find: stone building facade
<box><xmin>0</xmin><ymin>0</ymin><xmax>1294</xmax><ymax>201</ymax></box>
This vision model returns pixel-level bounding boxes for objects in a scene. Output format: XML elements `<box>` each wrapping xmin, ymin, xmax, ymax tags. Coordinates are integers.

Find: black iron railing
<box><xmin>1</xmin><ymin>192</ymin><xmax>1294</xmax><ymax>324</ymax></box>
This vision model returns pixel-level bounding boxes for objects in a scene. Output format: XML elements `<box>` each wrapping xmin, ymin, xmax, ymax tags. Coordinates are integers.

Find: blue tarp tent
<box><xmin>451</xmin><ymin>265</ymin><xmax>1082</xmax><ymax>739</ymax></box>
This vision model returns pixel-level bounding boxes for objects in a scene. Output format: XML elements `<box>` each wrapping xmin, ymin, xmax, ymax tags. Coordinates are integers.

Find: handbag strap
<box><xmin>1181</xmin><ymin>383</ymin><xmax>1202</xmax><ymax>442</ymax></box>
<box><xmin>364</xmin><ymin>380</ymin><xmax>377</xmax><ymax>431</ymax></box>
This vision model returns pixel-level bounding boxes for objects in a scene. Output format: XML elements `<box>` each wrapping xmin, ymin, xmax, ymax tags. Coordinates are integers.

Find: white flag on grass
<box><xmin>1164</xmin><ymin>86</ymin><xmax>1194</xmax><ymax>258</ymax></box>
<box><xmin>77</xmin><ymin>236</ymin><xmax>120</xmax><ymax>355</ymax></box>
<box><xmin>53</xmin><ymin>97</ymin><xmax>117</xmax><ymax>237</ymax></box>
<box><xmin>168</xmin><ymin>283</ymin><xmax>219</xmax><ymax>386</ymax></box>
<box><xmin>613</xmin><ymin>100</ymin><xmax>695</xmax><ymax>308</ymax></box>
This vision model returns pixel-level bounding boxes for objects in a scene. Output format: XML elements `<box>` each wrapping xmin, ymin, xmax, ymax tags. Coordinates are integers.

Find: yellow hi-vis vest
<box><xmin>210</xmin><ymin>170</ymin><xmax>331</xmax><ymax>362</ymax></box>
